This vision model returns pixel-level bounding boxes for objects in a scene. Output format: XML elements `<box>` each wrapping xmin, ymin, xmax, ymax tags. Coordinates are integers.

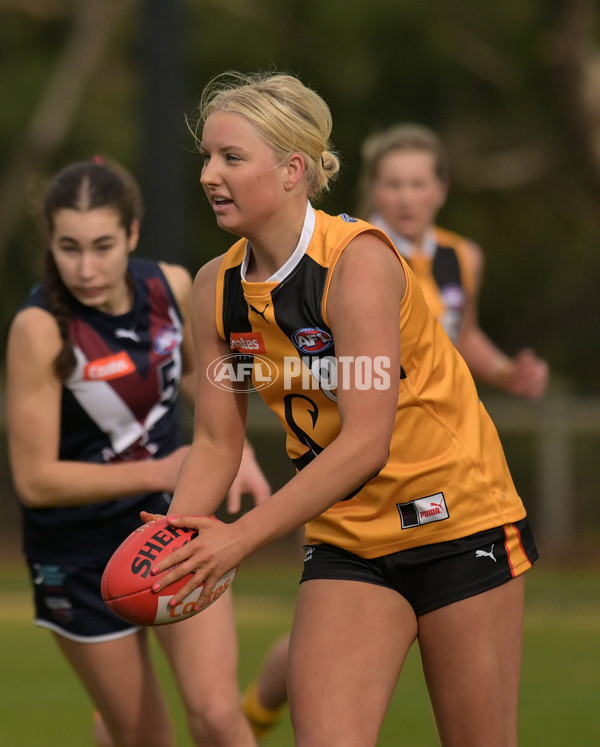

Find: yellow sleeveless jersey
<box><xmin>369</xmin><ymin>216</ymin><xmax>475</xmax><ymax>344</ymax></box>
<box><xmin>215</xmin><ymin>208</ymin><xmax>525</xmax><ymax>558</ymax></box>
<box><xmin>407</xmin><ymin>227</ymin><xmax>474</xmax><ymax>344</ymax></box>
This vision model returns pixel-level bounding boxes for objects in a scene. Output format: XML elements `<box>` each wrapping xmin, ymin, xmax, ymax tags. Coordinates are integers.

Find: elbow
<box><xmin>12</xmin><ymin>474</ymin><xmax>52</xmax><ymax>509</ymax></box>
<box><xmin>365</xmin><ymin>444</ymin><xmax>390</xmax><ymax>479</ymax></box>
<box><xmin>351</xmin><ymin>437</ymin><xmax>390</xmax><ymax>484</ymax></box>
<box><xmin>16</xmin><ymin>488</ymin><xmax>43</xmax><ymax>510</ymax></box>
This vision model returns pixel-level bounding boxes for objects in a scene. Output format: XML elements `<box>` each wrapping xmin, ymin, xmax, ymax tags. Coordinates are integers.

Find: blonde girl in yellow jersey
<box><xmin>358</xmin><ymin>122</ymin><xmax>549</xmax><ymax>398</ymax></box>
<box><xmin>148</xmin><ymin>71</ymin><xmax>538</xmax><ymax>747</ymax></box>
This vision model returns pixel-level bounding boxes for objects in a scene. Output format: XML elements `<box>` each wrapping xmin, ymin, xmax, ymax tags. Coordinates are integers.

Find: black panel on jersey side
<box><xmin>432</xmin><ymin>245</ymin><xmax>462</xmax><ymax>290</ymax></box>
<box><xmin>270</xmin><ymin>255</ymin><xmax>332</xmax><ymax>348</ymax></box>
<box><xmin>222</xmin><ymin>265</ymin><xmax>253</xmax><ymax>340</ymax></box>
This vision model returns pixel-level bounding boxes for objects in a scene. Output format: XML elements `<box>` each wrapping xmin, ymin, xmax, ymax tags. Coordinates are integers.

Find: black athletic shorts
<box><xmin>26</xmin><ymin>556</ymin><xmax>139</xmax><ymax>642</ymax></box>
<box><xmin>300</xmin><ymin>518</ymin><xmax>538</xmax><ymax>616</ymax></box>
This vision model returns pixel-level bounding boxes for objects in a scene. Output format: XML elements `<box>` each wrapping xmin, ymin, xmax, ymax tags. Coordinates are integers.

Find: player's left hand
<box><xmin>506</xmin><ymin>348</ymin><xmax>549</xmax><ymax>399</ymax></box>
<box><xmin>150</xmin><ymin>515</ymin><xmax>244</xmax><ymax>610</ymax></box>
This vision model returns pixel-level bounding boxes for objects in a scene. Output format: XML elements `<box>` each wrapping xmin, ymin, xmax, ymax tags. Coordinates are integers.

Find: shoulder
<box><xmin>315</xmin><ymin>209</ymin><xmax>378</xmax><ymax>241</ymax></box>
<box><xmin>158</xmin><ymin>261</ymin><xmax>193</xmax><ymax>300</ymax></box>
<box><xmin>463</xmin><ymin>238</ymin><xmax>484</xmax><ymax>273</ymax></box>
<box><xmin>7</xmin><ymin>305</ymin><xmax>61</xmax><ymax>369</ymax></box>
<box><xmin>194</xmin><ymin>254</ymin><xmax>226</xmax><ymax>287</ymax></box>
<box><xmin>331</xmin><ymin>231</ymin><xmax>406</xmax><ymax>296</ymax></box>
<box><xmin>190</xmin><ymin>254</ymin><xmax>227</xmax><ymax>314</ymax></box>
<box><xmin>316</xmin><ymin>209</ymin><xmax>399</xmax><ymax>267</ymax></box>
<box><xmin>9</xmin><ymin>304</ymin><xmax>59</xmax><ymax>337</ymax></box>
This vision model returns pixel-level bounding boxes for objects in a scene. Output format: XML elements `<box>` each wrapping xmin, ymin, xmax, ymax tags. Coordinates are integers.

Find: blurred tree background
<box><xmin>1</xmin><ymin>0</ymin><xmax>599</xmax><ymax>554</ymax></box>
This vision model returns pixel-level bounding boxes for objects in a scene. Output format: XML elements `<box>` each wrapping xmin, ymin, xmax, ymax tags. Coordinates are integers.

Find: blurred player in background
<box><xmin>150</xmin><ymin>71</ymin><xmax>539</xmax><ymax>747</ymax></box>
<box><xmin>358</xmin><ymin>123</ymin><xmax>549</xmax><ymax>397</ymax></box>
<box><xmin>5</xmin><ymin>157</ymin><xmax>267</xmax><ymax>746</ymax></box>
<box><xmin>242</xmin><ymin>122</ymin><xmax>549</xmax><ymax>740</ymax></box>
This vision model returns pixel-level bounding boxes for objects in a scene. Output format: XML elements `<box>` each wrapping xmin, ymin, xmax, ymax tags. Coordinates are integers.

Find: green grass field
<box><xmin>1</xmin><ymin>558</ymin><xmax>599</xmax><ymax>746</ymax></box>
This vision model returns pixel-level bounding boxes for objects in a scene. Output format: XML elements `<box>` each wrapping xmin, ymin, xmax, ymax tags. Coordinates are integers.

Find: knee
<box><xmin>187</xmin><ymin>697</ymin><xmax>250</xmax><ymax>745</ymax></box>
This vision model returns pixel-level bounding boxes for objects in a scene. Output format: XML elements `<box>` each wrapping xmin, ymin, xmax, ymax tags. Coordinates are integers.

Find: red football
<box><xmin>101</xmin><ymin>517</ymin><xmax>236</xmax><ymax>626</ymax></box>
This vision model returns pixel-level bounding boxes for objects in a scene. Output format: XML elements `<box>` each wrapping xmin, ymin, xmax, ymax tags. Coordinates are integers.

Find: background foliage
<box><xmin>1</xmin><ymin>5</ymin><xmax>599</xmax><ymax>742</ymax></box>
<box><xmin>1</xmin><ymin>0</ymin><xmax>600</xmax><ymax>392</ymax></box>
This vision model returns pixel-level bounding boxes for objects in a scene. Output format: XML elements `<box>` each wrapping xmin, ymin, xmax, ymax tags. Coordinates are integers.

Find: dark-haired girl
<box><xmin>6</xmin><ymin>158</ymin><xmax>262</xmax><ymax>746</ymax></box>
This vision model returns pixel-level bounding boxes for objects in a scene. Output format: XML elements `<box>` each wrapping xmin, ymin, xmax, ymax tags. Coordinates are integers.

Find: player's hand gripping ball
<box><xmin>101</xmin><ymin>517</ymin><xmax>236</xmax><ymax>625</ymax></box>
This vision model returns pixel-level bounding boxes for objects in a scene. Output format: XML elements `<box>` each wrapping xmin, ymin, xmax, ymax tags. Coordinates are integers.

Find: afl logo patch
<box><xmin>292</xmin><ymin>327</ymin><xmax>334</xmax><ymax>354</ymax></box>
<box><xmin>340</xmin><ymin>213</ymin><xmax>358</xmax><ymax>222</ymax></box>
<box><xmin>440</xmin><ymin>284</ymin><xmax>465</xmax><ymax>311</ymax></box>
<box><xmin>153</xmin><ymin>325</ymin><xmax>181</xmax><ymax>355</ymax></box>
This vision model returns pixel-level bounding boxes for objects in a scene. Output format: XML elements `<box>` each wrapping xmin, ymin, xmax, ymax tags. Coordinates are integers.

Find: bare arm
<box><xmin>226</xmin><ymin>440</ymin><xmax>272</xmax><ymax>513</ymax></box>
<box><xmin>160</xmin><ymin>261</ymin><xmax>196</xmax><ymax>409</ymax></box>
<box><xmin>161</xmin><ymin>260</ymin><xmax>271</xmax><ymax>510</ymax></box>
<box><xmin>165</xmin><ymin>256</ymin><xmax>250</xmax><ymax>518</ymax></box>
<box><xmin>6</xmin><ymin>306</ymin><xmax>187</xmax><ymax>508</ymax></box>
<box><xmin>152</xmin><ymin>233</ymin><xmax>404</xmax><ymax>605</ymax></box>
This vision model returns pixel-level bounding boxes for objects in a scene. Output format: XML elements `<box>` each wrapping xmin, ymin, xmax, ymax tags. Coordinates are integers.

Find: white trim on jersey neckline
<box><xmin>240</xmin><ymin>201</ymin><xmax>316</xmax><ymax>283</ymax></box>
<box><xmin>369</xmin><ymin>213</ymin><xmax>437</xmax><ymax>260</ymax></box>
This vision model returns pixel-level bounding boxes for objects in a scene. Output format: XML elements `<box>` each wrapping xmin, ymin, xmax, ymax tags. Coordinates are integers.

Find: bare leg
<box><xmin>288</xmin><ymin>579</ymin><xmax>418</xmax><ymax>747</ymax></box>
<box><xmin>93</xmin><ymin>709</ymin><xmax>113</xmax><ymax>747</ymax></box>
<box><xmin>54</xmin><ymin>629</ymin><xmax>174</xmax><ymax>747</ymax></box>
<box><xmin>418</xmin><ymin>576</ymin><xmax>525</xmax><ymax>747</ymax></box>
<box><xmin>155</xmin><ymin>591</ymin><xmax>256</xmax><ymax>746</ymax></box>
<box><xmin>254</xmin><ymin>634</ymin><xmax>289</xmax><ymax>710</ymax></box>
<box><xmin>242</xmin><ymin>634</ymin><xmax>289</xmax><ymax>738</ymax></box>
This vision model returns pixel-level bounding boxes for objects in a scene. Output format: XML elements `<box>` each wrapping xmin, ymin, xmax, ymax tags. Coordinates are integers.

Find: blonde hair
<box><xmin>356</xmin><ymin>123</ymin><xmax>449</xmax><ymax>218</ymax></box>
<box><xmin>193</xmin><ymin>71</ymin><xmax>340</xmax><ymax>199</ymax></box>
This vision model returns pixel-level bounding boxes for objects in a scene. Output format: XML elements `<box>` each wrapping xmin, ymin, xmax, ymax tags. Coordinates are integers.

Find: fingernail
<box><xmin>151</xmin><ymin>567</ymin><xmax>159</xmax><ymax>575</ymax></box>
<box><xmin>152</xmin><ymin>583</ymin><xmax>161</xmax><ymax>592</ymax></box>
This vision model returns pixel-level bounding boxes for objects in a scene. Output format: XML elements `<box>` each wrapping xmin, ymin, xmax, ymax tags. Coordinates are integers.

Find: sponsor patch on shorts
<box><xmin>396</xmin><ymin>491</ymin><xmax>450</xmax><ymax>529</ymax></box>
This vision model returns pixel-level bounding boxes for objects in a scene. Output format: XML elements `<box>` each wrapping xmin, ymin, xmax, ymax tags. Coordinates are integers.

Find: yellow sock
<box><xmin>242</xmin><ymin>682</ymin><xmax>284</xmax><ymax>739</ymax></box>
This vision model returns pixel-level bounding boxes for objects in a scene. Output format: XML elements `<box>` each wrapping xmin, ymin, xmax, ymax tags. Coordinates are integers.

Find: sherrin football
<box><xmin>101</xmin><ymin>517</ymin><xmax>236</xmax><ymax>626</ymax></box>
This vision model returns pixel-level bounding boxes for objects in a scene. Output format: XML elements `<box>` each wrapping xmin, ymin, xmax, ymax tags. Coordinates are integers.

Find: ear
<box><xmin>436</xmin><ymin>178</ymin><xmax>449</xmax><ymax>210</ymax></box>
<box><xmin>127</xmin><ymin>219</ymin><xmax>140</xmax><ymax>253</ymax></box>
<box><xmin>283</xmin><ymin>153</ymin><xmax>306</xmax><ymax>191</ymax></box>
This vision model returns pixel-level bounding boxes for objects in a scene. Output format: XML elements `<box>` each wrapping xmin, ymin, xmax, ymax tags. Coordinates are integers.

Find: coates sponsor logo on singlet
<box><xmin>153</xmin><ymin>325</ymin><xmax>181</xmax><ymax>355</ymax></box>
<box><xmin>340</xmin><ymin>213</ymin><xmax>358</xmax><ymax>222</ymax></box>
<box><xmin>84</xmin><ymin>351</ymin><xmax>136</xmax><ymax>381</ymax></box>
<box><xmin>230</xmin><ymin>332</ymin><xmax>267</xmax><ymax>354</ymax></box>
<box><xmin>396</xmin><ymin>492</ymin><xmax>450</xmax><ymax>530</ymax></box>
<box><xmin>292</xmin><ymin>327</ymin><xmax>333</xmax><ymax>354</ymax></box>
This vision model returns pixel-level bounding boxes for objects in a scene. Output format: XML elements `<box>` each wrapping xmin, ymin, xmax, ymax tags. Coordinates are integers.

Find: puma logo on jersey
<box><xmin>115</xmin><ymin>328</ymin><xmax>140</xmax><ymax>342</ymax></box>
<box><xmin>250</xmin><ymin>303</ymin><xmax>270</xmax><ymax>322</ymax></box>
<box><xmin>396</xmin><ymin>492</ymin><xmax>449</xmax><ymax>529</ymax></box>
<box><xmin>475</xmin><ymin>545</ymin><xmax>497</xmax><ymax>562</ymax></box>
